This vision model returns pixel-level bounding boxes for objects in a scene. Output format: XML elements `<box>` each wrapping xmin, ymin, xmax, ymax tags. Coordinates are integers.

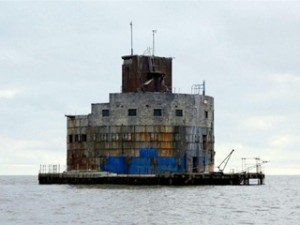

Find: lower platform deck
<box><xmin>38</xmin><ymin>171</ymin><xmax>265</xmax><ymax>185</ymax></box>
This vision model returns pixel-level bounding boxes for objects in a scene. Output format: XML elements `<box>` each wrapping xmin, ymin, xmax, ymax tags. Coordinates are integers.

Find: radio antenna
<box><xmin>130</xmin><ymin>22</ymin><xmax>133</xmax><ymax>55</ymax></box>
<box><xmin>152</xmin><ymin>30</ymin><xmax>157</xmax><ymax>56</ymax></box>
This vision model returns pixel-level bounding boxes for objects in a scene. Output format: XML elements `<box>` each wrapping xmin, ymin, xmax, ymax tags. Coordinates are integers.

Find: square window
<box><xmin>102</xmin><ymin>109</ymin><xmax>110</xmax><ymax>117</ymax></box>
<box><xmin>176</xmin><ymin>109</ymin><xmax>183</xmax><ymax>117</ymax></box>
<box><xmin>128</xmin><ymin>109</ymin><xmax>137</xmax><ymax>116</ymax></box>
<box><xmin>154</xmin><ymin>109</ymin><xmax>162</xmax><ymax>116</ymax></box>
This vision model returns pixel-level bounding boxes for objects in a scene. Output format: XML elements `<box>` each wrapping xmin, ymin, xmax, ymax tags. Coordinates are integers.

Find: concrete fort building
<box><xmin>66</xmin><ymin>54</ymin><xmax>215</xmax><ymax>174</ymax></box>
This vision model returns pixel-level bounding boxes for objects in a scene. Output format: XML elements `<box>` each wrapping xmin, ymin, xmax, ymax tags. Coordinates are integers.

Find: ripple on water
<box><xmin>1</xmin><ymin>176</ymin><xmax>300</xmax><ymax>225</ymax></box>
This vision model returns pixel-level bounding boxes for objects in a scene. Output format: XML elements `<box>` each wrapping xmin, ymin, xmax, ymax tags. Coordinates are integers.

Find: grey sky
<box><xmin>1</xmin><ymin>1</ymin><xmax>299</xmax><ymax>175</ymax></box>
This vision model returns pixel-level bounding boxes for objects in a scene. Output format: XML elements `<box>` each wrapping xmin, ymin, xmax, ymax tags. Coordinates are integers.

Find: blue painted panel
<box><xmin>103</xmin><ymin>157</ymin><xmax>126</xmax><ymax>174</ymax></box>
<box><xmin>101</xmin><ymin>156</ymin><xmax>186</xmax><ymax>174</ymax></box>
<box><xmin>156</xmin><ymin>157</ymin><xmax>185</xmax><ymax>173</ymax></box>
<box><xmin>128</xmin><ymin>157</ymin><xmax>152</xmax><ymax>174</ymax></box>
<box><xmin>139</xmin><ymin>148</ymin><xmax>158</xmax><ymax>157</ymax></box>
<box><xmin>204</xmin><ymin>157</ymin><xmax>209</xmax><ymax>166</ymax></box>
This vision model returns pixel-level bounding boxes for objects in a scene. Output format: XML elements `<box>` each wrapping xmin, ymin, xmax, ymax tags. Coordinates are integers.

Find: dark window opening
<box><xmin>102</xmin><ymin>109</ymin><xmax>110</xmax><ymax>117</ymax></box>
<box><xmin>192</xmin><ymin>157</ymin><xmax>198</xmax><ymax>172</ymax></box>
<box><xmin>154</xmin><ymin>109</ymin><xmax>162</xmax><ymax>116</ymax></box>
<box><xmin>81</xmin><ymin>134</ymin><xmax>87</xmax><ymax>142</ymax></box>
<box><xmin>128</xmin><ymin>109</ymin><xmax>137</xmax><ymax>116</ymax></box>
<box><xmin>202</xmin><ymin>135</ymin><xmax>207</xmax><ymax>149</ymax></box>
<box><xmin>75</xmin><ymin>134</ymin><xmax>79</xmax><ymax>142</ymax></box>
<box><xmin>68</xmin><ymin>135</ymin><xmax>73</xmax><ymax>143</ymax></box>
<box><xmin>176</xmin><ymin>109</ymin><xmax>183</xmax><ymax>117</ymax></box>
<box><xmin>205</xmin><ymin>111</ymin><xmax>208</xmax><ymax>118</ymax></box>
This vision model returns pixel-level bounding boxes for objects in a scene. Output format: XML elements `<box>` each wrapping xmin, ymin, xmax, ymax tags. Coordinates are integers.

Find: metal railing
<box><xmin>39</xmin><ymin>164</ymin><xmax>64</xmax><ymax>174</ymax></box>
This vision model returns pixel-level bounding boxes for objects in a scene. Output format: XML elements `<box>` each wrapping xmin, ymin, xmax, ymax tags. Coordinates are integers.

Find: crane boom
<box><xmin>217</xmin><ymin>149</ymin><xmax>235</xmax><ymax>173</ymax></box>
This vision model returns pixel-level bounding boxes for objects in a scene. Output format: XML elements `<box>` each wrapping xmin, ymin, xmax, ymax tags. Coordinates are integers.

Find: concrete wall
<box><xmin>66</xmin><ymin>92</ymin><xmax>215</xmax><ymax>173</ymax></box>
<box><xmin>90</xmin><ymin>92</ymin><xmax>214</xmax><ymax>127</ymax></box>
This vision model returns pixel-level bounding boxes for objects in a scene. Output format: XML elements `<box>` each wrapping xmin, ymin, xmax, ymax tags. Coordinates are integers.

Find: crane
<box><xmin>217</xmin><ymin>149</ymin><xmax>235</xmax><ymax>173</ymax></box>
<box><xmin>242</xmin><ymin>157</ymin><xmax>269</xmax><ymax>173</ymax></box>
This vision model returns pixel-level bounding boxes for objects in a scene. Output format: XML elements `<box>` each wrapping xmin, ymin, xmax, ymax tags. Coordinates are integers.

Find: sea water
<box><xmin>0</xmin><ymin>175</ymin><xmax>299</xmax><ymax>225</ymax></box>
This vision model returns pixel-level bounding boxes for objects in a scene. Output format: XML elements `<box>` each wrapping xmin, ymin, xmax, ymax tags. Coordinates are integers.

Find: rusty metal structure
<box><xmin>66</xmin><ymin>54</ymin><xmax>215</xmax><ymax>174</ymax></box>
<box><xmin>122</xmin><ymin>55</ymin><xmax>172</xmax><ymax>93</ymax></box>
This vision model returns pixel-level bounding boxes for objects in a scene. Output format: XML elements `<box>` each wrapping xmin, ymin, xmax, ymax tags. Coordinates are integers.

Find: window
<box><xmin>81</xmin><ymin>134</ymin><xmax>87</xmax><ymax>142</ymax></box>
<box><xmin>123</xmin><ymin>133</ymin><xmax>132</xmax><ymax>141</ymax></box>
<box><xmin>202</xmin><ymin>135</ymin><xmax>207</xmax><ymax>149</ymax></box>
<box><xmin>102</xmin><ymin>109</ymin><xmax>110</xmax><ymax>117</ymax></box>
<box><xmin>176</xmin><ymin>109</ymin><xmax>183</xmax><ymax>117</ymax></box>
<box><xmin>73</xmin><ymin>134</ymin><xmax>86</xmax><ymax>142</ymax></box>
<box><xmin>128</xmin><ymin>133</ymin><xmax>132</xmax><ymax>141</ymax></box>
<box><xmin>153</xmin><ymin>109</ymin><xmax>162</xmax><ymax>116</ymax></box>
<box><xmin>75</xmin><ymin>134</ymin><xmax>79</xmax><ymax>142</ymax></box>
<box><xmin>205</xmin><ymin>111</ymin><xmax>208</xmax><ymax>118</ymax></box>
<box><xmin>150</xmin><ymin>133</ymin><xmax>157</xmax><ymax>141</ymax></box>
<box><xmin>68</xmin><ymin>135</ymin><xmax>73</xmax><ymax>143</ymax></box>
<box><xmin>128</xmin><ymin>109</ymin><xmax>137</xmax><ymax>116</ymax></box>
<box><xmin>103</xmin><ymin>134</ymin><xmax>108</xmax><ymax>141</ymax></box>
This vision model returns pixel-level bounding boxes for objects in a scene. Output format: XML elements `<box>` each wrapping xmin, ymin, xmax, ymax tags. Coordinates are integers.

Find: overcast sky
<box><xmin>1</xmin><ymin>1</ymin><xmax>299</xmax><ymax>175</ymax></box>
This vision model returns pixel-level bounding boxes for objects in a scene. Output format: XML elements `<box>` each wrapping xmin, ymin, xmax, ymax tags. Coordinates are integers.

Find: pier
<box><xmin>38</xmin><ymin>171</ymin><xmax>265</xmax><ymax>185</ymax></box>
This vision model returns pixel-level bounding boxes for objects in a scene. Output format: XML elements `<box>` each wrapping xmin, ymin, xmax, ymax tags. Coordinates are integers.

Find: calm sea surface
<box><xmin>0</xmin><ymin>175</ymin><xmax>299</xmax><ymax>225</ymax></box>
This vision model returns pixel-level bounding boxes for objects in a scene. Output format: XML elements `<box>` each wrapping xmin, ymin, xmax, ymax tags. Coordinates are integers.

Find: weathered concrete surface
<box><xmin>65</xmin><ymin>54</ymin><xmax>215</xmax><ymax>174</ymax></box>
<box><xmin>91</xmin><ymin>92</ymin><xmax>213</xmax><ymax>127</ymax></box>
<box><xmin>66</xmin><ymin>93</ymin><xmax>215</xmax><ymax>173</ymax></box>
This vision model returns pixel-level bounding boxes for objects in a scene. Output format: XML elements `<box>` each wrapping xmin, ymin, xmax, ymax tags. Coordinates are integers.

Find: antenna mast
<box><xmin>130</xmin><ymin>22</ymin><xmax>133</xmax><ymax>55</ymax></box>
<box><xmin>152</xmin><ymin>30</ymin><xmax>157</xmax><ymax>56</ymax></box>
